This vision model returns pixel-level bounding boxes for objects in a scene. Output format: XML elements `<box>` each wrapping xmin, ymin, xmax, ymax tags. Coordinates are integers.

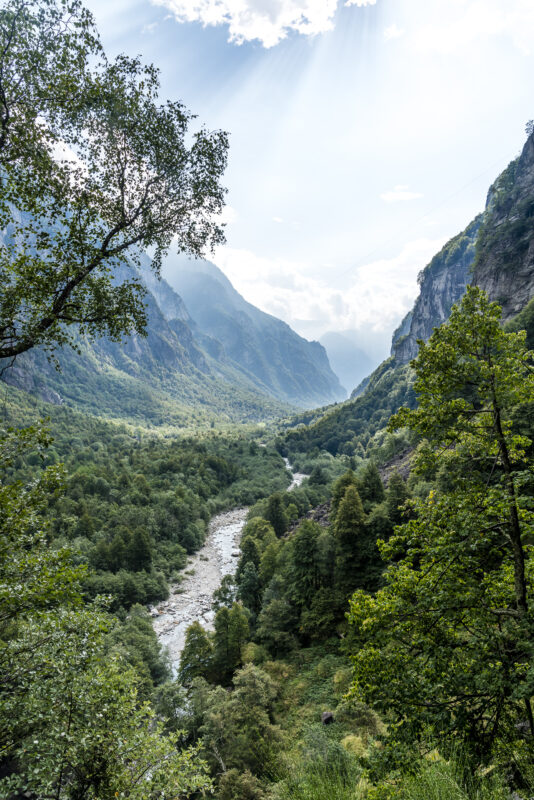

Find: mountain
<box><xmin>392</xmin><ymin>130</ymin><xmax>534</xmax><ymax>365</ymax></box>
<box><xmin>473</xmin><ymin>132</ymin><xmax>534</xmax><ymax>319</ymax></box>
<box><xmin>1</xmin><ymin>247</ymin><xmax>345</xmax><ymax>425</ymax></box>
<box><xmin>319</xmin><ymin>331</ymin><xmax>375</xmax><ymax>397</ymax></box>
<box><xmin>164</xmin><ymin>256</ymin><xmax>345</xmax><ymax>407</ymax></box>
<box><xmin>1</xmin><ymin>254</ymin><xmax>295</xmax><ymax>427</ymax></box>
<box><xmin>284</xmin><ymin>131</ymin><xmax>534</xmax><ymax>459</ymax></box>
<box><xmin>391</xmin><ymin>215</ymin><xmax>482</xmax><ymax>364</ymax></box>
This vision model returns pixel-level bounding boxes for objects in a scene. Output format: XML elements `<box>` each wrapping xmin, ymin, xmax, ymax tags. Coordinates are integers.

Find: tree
<box><xmin>385</xmin><ymin>471</ymin><xmax>410</xmax><ymax>526</ymax></box>
<box><xmin>264</xmin><ymin>493</ymin><xmax>288</xmax><ymax>538</ymax></box>
<box><xmin>236</xmin><ymin>536</ymin><xmax>261</xmax><ymax>582</ymax></box>
<box><xmin>334</xmin><ymin>484</ymin><xmax>379</xmax><ymax>597</ymax></box>
<box><xmin>238</xmin><ymin>562</ymin><xmax>262</xmax><ymax>616</ymax></box>
<box><xmin>212</xmin><ymin>573</ymin><xmax>237</xmax><ymax>612</ymax></box>
<box><xmin>179</xmin><ymin>621</ymin><xmax>214</xmax><ymax>685</ymax></box>
<box><xmin>330</xmin><ymin>469</ymin><xmax>358</xmax><ymax>523</ymax></box>
<box><xmin>348</xmin><ymin>287</ymin><xmax>534</xmax><ymax>768</ymax></box>
<box><xmin>0</xmin><ymin>0</ymin><xmax>228</xmax><ymax>362</ymax></box>
<box><xmin>189</xmin><ymin>666</ymin><xmax>281</xmax><ymax>779</ymax></box>
<box><xmin>212</xmin><ymin>603</ymin><xmax>249</xmax><ymax>683</ymax></box>
<box><xmin>356</xmin><ymin>461</ymin><xmax>385</xmax><ymax>511</ymax></box>
<box><xmin>259</xmin><ymin>541</ymin><xmax>279</xmax><ymax>589</ymax></box>
<box><xmin>255</xmin><ymin>575</ymin><xmax>298</xmax><ymax>656</ymax></box>
<box><xmin>288</xmin><ymin>520</ymin><xmax>321</xmax><ymax>608</ymax></box>
<box><xmin>242</xmin><ymin>517</ymin><xmax>276</xmax><ymax>546</ymax></box>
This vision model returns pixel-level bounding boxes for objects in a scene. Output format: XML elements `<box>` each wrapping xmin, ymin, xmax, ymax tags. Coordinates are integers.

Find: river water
<box><xmin>151</xmin><ymin>458</ymin><xmax>306</xmax><ymax>673</ymax></box>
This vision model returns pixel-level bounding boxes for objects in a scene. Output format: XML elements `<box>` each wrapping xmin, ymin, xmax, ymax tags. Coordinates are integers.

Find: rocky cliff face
<box><xmin>472</xmin><ymin>133</ymin><xmax>534</xmax><ymax>319</ymax></box>
<box><xmin>392</xmin><ymin>216</ymin><xmax>481</xmax><ymax>363</ymax></box>
<box><xmin>392</xmin><ymin>131</ymin><xmax>534</xmax><ymax>365</ymax></box>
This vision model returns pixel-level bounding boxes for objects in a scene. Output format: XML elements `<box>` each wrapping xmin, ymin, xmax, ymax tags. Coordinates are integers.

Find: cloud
<box><xmin>212</xmin><ymin>237</ymin><xmax>445</xmax><ymax>345</ymax></box>
<box><xmin>151</xmin><ymin>0</ymin><xmax>376</xmax><ymax>47</ymax></box>
<box><xmin>384</xmin><ymin>23</ymin><xmax>404</xmax><ymax>41</ymax></box>
<box><xmin>141</xmin><ymin>21</ymin><xmax>158</xmax><ymax>33</ymax></box>
<box><xmin>380</xmin><ymin>185</ymin><xmax>423</xmax><ymax>203</ymax></box>
<box><xmin>272</xmin><ymin>216</ymin><xmax>284</xmax><ymax>223</ymax></box>
<box><xmin>413</xmin><ymin>0</ymin><xmax>534</xmax><ymax>55</ymax></box>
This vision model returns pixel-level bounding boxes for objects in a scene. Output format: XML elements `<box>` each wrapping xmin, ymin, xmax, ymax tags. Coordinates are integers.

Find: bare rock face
<box><xmin>391</xmin><ymin>216</ymin><xmax>481</xmax><ymax>364</ymax></box>
<box><xmin>473</xmin><ymin>132</ymin><xmax>534</xmax><ymax>321</ymax></box>
<box><xmin>391</xmin><ymin>131</ymin><xmax>534</xmax><ymax>366</ymax></box>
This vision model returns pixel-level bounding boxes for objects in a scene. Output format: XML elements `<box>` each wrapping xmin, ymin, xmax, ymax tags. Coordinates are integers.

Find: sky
<box><xmin>85</xmin><ymin>0</ymin><xmax>534</xmax><ymax>361</ymax></box>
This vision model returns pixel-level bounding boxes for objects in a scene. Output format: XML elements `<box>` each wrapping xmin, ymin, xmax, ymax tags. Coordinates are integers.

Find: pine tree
<box><xmin>330</xmin><ymin>470</ymin><xmax>358</xmax><ymax>523</ymax></box>
<box><xmin>357</xmin><ymin>461</ymin><xmax>385</xmax><ymax>511</ymax></box>
<box><xmin>236</xmin><ymin>537</ymin><xmax>261</xmax><ymax>583</ymax></box>
<box><xmin>334</xmin><ymin>485</ymin><xmax>379</xmax><ymax>597</ymax></box>
<box><xmin>238</xmin><ymin>562</ymin><xmax>261</xmax><ymax>616</ymax></box>
<box><xmin>264</xmin><ymin>493</ymin><xmax>288</xmax><ymax>538</ymax></box>
<box><xmin>288</xmin><ymin>520</ymin><xmax>321</xmax><ymax>608</ymax></box>
<box><xmin>179</xmin><ymin>622</ymin><xmax>213</xmax><ymax>685</ymax></box>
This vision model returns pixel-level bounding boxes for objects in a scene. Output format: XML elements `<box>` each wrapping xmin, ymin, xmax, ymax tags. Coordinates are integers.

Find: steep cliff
<box><xmin>473</xmin><ymin>133</ymin><xmax>534</xmax><ymax>319</ymax></box>
<box><xmin>392</xmin><ymin>131</ymin><xmax>534</xmax><ymax>365</ymax></box>
<box><xmin>392</xmin><ymin>216</ymin><xmax>481</xmax><ymax>363</ymax></box>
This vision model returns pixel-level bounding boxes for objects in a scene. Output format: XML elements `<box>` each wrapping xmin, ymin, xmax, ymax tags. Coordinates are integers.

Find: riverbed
<box><xmin>152</xmin><ymin>458</ymin><xmax>306</xmax><ymax>673</ymax></box>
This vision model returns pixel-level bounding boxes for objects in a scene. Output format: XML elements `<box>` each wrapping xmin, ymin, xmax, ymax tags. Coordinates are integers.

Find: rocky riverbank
<box><xmin>152</xmin><ymin>460</ymin><xmax>306</xmax><ymax>673</ymax></box>
<box><xmin>151</xmin><ymin>507</ymin><xmax>248</xmax><ymax>672</ymax></box>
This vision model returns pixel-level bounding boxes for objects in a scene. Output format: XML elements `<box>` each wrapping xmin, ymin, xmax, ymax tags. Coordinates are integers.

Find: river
<box><xmin>151</xmin><ymin>458</ymin><xmax>306</xmax><ymax>673</ymax></box>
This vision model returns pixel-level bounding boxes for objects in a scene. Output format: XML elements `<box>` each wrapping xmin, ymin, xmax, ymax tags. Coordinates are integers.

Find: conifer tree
<box><xmin>179</xmin><ymin>621</ymin><xmax>213</xmax><ymax>685</ymax></box>
<box><xmin>385</xmin><ymin>471</ymin><xmax>410</xmax><ymax>526</ymax></box>
<box><xmin>265</xmin><ymin>493</ymin><xmax>288</xmax><ymax>538</ymax></box>
<box><xmin>357</xmin><ymin>461</ymin><xmax>385</xmax><ymax>511</ymax></box>
<box><xmin>238</xmin><ymin>562</ymin><xmax>261</xmax><ymax>616</ymax></box>
<box><xmin>228</xmin><ymin>602</ymin><xmax>250</xmax><ymax>665</ymax></box>
<box><xmin>236</xmin><ymin>537</ymin><xmax>261</xmax><ymax>582</ymax></box>
<box><xmin>330</xmin><ymin>469</ymin><xmax>358</xmax><ymax>523</ymax></box>
<box><xmin>213</xmin><ymin>603</ymin><xmax>249</xmax><ymax>682</ymax></box>
<box><xmin>334</xmin><ymin>485</ymin><xmax>379</xmax><ymax>597</ymax></box>
<box><xmin>259</xmin><ymin>541</ymin><xmax>280</xmax><ymax>589</ymax></box>
<box><xmin>288</xmin><ymin>520</ymin><xmax>321</xmax><ymax>607</ymax></box>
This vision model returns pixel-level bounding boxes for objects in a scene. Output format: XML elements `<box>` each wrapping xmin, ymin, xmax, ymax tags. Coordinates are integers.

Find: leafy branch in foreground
<box><xmin>0</xmin><ymin>0</ymin><xmax>228</xmax><ymax>361</ymax></box>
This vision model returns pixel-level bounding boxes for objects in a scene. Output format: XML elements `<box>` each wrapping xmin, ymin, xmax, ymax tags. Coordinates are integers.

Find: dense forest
<box><xmin>2</xmin><ymin>1</ymin><xmax>534</xmax><ymax>799</ymax></box>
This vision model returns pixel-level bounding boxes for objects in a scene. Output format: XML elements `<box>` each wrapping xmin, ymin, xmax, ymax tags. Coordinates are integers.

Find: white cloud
<box><xmin>141</xmin><ymin>21</ymin><xmax>158</xmax><ymax>33</ymax></box>
<box><xmin>413</xmin><ymin>0</ymin><xmax>534</xmax><ymax>55</ymax></box>
<box><xmin>272</xmin><ymin>216</ymin><xmax>284</xmax><ymax>223</ymax></box>
<box><xmin>380</xmin><ymin>185</ymin><xmax>423</xmax><ymax>203</ymax></box>
<box><xmin>151</xmin><ymin>0</ymin><xmax>376</xmax><ymax>47</ymax></box>
<box><xmin>384</xmin><ymin>23</ymin><xmax>404</xmax><ymax>41</ymax></box>
<box><xmin>213</xmin><ymin>237</ymin><xmax>445</xmax><ymax>343</ymax></box>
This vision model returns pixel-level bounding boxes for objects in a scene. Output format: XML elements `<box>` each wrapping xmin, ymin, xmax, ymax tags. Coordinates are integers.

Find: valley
<box><xmin>2</xmin><ymin>3</ymin><xmax>534</xmax><ymax>799</ymax></box>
